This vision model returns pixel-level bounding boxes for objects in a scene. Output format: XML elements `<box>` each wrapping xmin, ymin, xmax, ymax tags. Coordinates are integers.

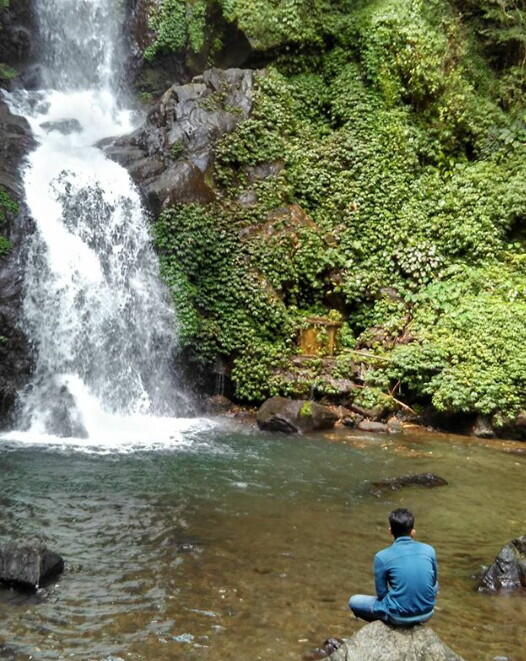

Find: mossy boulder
<box><xmin>256</xmin><ymin>396</ymin><xmax>337</xmax><ymax>434</ymax></box>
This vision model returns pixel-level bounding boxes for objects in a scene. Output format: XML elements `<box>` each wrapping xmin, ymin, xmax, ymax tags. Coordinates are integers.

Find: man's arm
<box><xmin>374</xmin><ymin>554</ymin><xmax>389</xmax><ymax>600</ymax></box>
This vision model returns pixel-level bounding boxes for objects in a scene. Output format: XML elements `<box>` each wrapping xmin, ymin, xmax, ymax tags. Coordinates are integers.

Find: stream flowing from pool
<box><xmin>0</xmin><ymin>427</ymin><xmax>525</xmax><ymax>660</ymax></box>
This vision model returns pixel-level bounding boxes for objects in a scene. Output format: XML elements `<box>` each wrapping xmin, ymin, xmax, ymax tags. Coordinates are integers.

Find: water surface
<box><xmin>0</xmin><ymin>424</ymin><xmax>525</xmax><ymax>660</ymax></box>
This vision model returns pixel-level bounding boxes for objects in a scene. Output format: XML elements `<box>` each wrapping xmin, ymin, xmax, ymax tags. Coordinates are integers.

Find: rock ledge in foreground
<box><xmin>323</xmin><ymin>621</ymin><xmax>465</xmax><ymax>661</ymax></box>
<box><xmin>257</xmin><ymin>396</ymin><xmax>338</xmax><ymax>434</ymax></box>
<box><xmin>0</xmin><ymin>541</ymin><xmax>64</xmax><ymax>590</ymax></box>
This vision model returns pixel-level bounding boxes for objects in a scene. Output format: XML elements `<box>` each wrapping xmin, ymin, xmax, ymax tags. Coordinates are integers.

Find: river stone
<box><xmin>369</xmin><ymin>473</ymin><xmax>448</xmax><ymax>497</ymax></box>
<box><xmin>40</xmin><ymin>118</ymin><xmax>82</xmax><ymax>134</ymax></box>
<box><xmin>256</xmin><ymin>396</ymin><xmax>338</xmax><ymax>434</ymax></box>
<box><xmin>323</xmin><ymin>621</ymin><xmax>465</xmax><ymax>661</ymax></box>
<box><xmin>477</xmin><ymin>535</ymin><xmax>526</xmax><ymax>592</ymax></box>
<box><xmin>357</xmin><ymin>420</ymin><xmax>389</xmax><ymax>433</ymax></box>
<box><xmin>0</xmin><ymin>542</ymin><xmax>64</xmax><ymax>590</ymax></box>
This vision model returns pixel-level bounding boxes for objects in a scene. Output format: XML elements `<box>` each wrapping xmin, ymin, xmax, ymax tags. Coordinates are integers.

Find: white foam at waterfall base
<box><xmin>1</xmin><ymin>417</ymin><xmax>219</xmax><ymax>453</ymax></box>
<box><xmin>3</xmin><ymin>374</ymin><xmax>218</xmax><ymax>452</ymax></box>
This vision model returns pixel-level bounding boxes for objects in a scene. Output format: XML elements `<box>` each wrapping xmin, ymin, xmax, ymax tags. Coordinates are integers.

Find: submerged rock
<box><xmin>357</xmin><ymin>420</ymin><xmax>389</xmax><ymax>433</ymax></box>
<box><xmin>0</xmin><ymin>542</ymin><xmax>64</xmax><ymax>590</ymax></box>
<box><xmin>303</xmin><ymin>638</ymin><xmax>344</xmax><ymax>660</ymax></box>
<box><xmin>40</xmin><ymin>118</ymin><xmax>82</xmax><ymax>134</ymax></box>
<box><xmin>477</xmin><ymin>536</ymin><xmax>526</xmax><ymax>592</ymax></box>
<box><xmin>204</xmin><ymin>394</ymin><xmax>234</xmax><ymax>414</ymax></box>
<box><xmin>102</xmin><ymin>68</ymin><xmax>254</xmax><ymax>213</ymax></box>
<box><xmin>322</xmin><ymin>621</ymin><xmax>465</xmax><ymax>661</ymax></box>
<box><xmin>369</xmin><ymin>473</ymin><xmax>448</xmax><ymax>497</ymax></box>
<box><xmin>256</xmin><ymin>396</ymin><xmax>338</xmax><ymax>434</ymax></box>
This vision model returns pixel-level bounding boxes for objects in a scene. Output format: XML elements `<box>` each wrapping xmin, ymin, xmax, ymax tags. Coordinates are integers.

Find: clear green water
<box><xmin>0</xmin><ymin>423</ymin><xmax>525</xmax><ymax>660</ymax></box>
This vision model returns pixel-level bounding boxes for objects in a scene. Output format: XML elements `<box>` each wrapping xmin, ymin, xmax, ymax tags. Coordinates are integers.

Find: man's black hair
<box><xmin>389</xmin><ymin>508</ymin><xmax>415</xmax><ymax>538</ymax></box>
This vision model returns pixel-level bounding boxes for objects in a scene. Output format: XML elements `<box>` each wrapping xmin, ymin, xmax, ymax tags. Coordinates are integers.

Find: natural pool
<box><xmin>0</xmin><ymin>423</ymin><xmax>525</xmax><ymax>660</ymax></box>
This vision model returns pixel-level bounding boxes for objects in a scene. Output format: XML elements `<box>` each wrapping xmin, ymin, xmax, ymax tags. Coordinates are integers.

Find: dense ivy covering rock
<box><xmin>0</xmin><ymin>188</ymin><xmax>16</xmax><ymax>256</ymax></box>
<box><xmin>149</xmin><ymin>0</ymin><xmax>526</xmax><ymax>424</ymax></box>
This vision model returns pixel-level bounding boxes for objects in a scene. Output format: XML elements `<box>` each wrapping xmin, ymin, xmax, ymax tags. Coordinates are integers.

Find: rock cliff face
<box><xmin>0</xmin><ymin>0</ymin><xmax>34</xmax><ymax>81</ymax></box>
<box><xmin>124</xmin><ymin>0</ymin><xmax>253</xmax><ymax>96</ymax></box>
<box><xmin>0</xmin><ymin>3</ymin><xmax>36</xmax><ymax>429</ymax></box>
<box><xmin>102</xmin><ymin>67</ymin><xmax>254</xmax><ymax>214</ymax></box>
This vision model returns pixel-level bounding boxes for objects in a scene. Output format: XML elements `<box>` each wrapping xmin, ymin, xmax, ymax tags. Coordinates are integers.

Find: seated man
<box><xmin>349</xmin><ymin>508</ymin><xmax>438</xmax><ymax>626</ymax></box>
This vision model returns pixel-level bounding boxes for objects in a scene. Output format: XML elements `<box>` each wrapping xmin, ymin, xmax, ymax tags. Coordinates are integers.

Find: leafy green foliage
<box><xmin>219</xmin><ymin>0</ymin><xmax>350</xmax><ymax>50</ymax></box>
<box><xmin>151</xmin><ymin>0</ymin><xmax>526</xmax><ymax>416</ymax></box>
<box><xmin>382</xmin><ymin>263</ymin><xmax>526</xmax><ymax>417</ymax></box>
<box><xmin>144</xmin><ymin>0</ymin><xmax>208</xmax><ymax>60</ymax></box>
<box><xmin>0</xmin><ymin>189</ymin><xmax>17</xmax><ymax>257</ymax></box>
<box><xmin>154</xmin><ymin>203</ymin><xmax>298</xmax><ymax>400</ymax></box>
<box><xmin>458</xmin><ymin>0</ymin><xmax>526</xmax><ymax>70</ymax></box>
<box><xmin>0</xmin><ymin>63</ymin><xmax>17</xmax><ymax>80</ymax></box>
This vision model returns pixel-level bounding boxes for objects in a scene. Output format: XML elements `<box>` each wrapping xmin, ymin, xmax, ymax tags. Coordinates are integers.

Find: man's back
<box><xmin>374</xmin><ymin>536</ymin><xmax>438</xmax><ymax>618</ymax></box>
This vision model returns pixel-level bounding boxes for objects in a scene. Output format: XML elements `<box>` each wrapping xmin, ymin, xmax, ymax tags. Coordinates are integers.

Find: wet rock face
<box><xmin>0</xmin><ymin>98</ymin><xmax>36</xmax><ymax>429</ymax></box>
<box><xmin>0</xmin><ymin>99</ymin><xmax>35</xmax><ymax>199</ymax></box>
<box><xmin>40</xmin><ymin>118</ymin><xmax>82</xmax><ymax>135</ymax></box>
<box><xmin>257</xmin><ymin>396</ymin><xmax>338</xmax><ymax>434</ymax></box>
<box><xmin>322</xmin><ymin>621</ymin><xmax>464</xmax><ymax>661</ymax></box>
<box><xmin>102</xmin><ymin>67</ymin><xmax>254</xmax><ymax>213</ymax></box>
<box><xmin>477</xmin><ymin>536</ymin><xmax>526</xmax><ymax>593</ymax></box>
<box><xmin>124</xmin><ymin>0</ymin><xmax>253</xmax><ymax>95</ymax></box>
<box><xmin>0</xmin><ymin>542</ymin><xmax>64</xmax><ymax>590</ymax></box>
<box><xmin>0</xmin><ymin>0</ymin><xmax>34</xmax><ymax>82</ymax></box>
<box><xmin>125</xmin><ymin>0</ymin><xmax>157</xmax><ymax>59</ymax></box>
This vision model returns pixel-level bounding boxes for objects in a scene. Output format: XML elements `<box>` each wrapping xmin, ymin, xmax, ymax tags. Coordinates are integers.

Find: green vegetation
<box><xmin>150</xmin><ymin>0</ymin><xmax>526</xmax><ymax>421</ymax></box>
<box><xmin>144</xmin><ymin>0</ymin><xmax>208</xmax><ymax>60</ymax></box>
<box><xmin>299</xmin><ymin>401</ymin><xmax>313</xmax><ymax>417</ymax></box>
<box><xmin>169</xmin><ymin>140</ymin><xmax>186</xmax><ymax>160</ymax></box>
<box><xmin>0</xmin><ymin>189</ymin><xmax>17</xmax><ymax>257</ymax></box>
<box><xmin>0</xmin><ymin>63</ymin><xmax>16</xmax><ymax>80</ymax></box>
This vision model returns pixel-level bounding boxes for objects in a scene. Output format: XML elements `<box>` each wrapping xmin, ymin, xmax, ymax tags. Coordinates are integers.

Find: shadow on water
<box><xmin>0</xmin><ymin>423</ymin><xmax>525</xmax><ymax>660</ymax></box>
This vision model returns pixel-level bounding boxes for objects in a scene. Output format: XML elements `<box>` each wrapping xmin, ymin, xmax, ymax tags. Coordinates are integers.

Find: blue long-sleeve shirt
<box><xmin>373</xmin><ymin>536</ymin><xmax>438</xmax><ymax>619</ymax></box>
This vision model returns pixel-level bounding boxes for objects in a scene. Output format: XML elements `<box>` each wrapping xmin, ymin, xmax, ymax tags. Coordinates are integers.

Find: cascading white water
<box><xmin>2</xmin><ymin>0</ymin><xmax>201</xmax><ymax>447</ymax></box>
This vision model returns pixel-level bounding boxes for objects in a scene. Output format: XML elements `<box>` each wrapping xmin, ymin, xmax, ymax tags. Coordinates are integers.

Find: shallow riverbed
<box><xmin>0</xmin><ymin>423</ymin><xmax>525</xmax><ymax>660</ymax></box>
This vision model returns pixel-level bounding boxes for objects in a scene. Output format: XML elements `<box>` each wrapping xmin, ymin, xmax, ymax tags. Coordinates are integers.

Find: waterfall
<box><xmin>3</xmin><ymin>0</ymin><xmax>192</xmax><ymax>444</ymax></box>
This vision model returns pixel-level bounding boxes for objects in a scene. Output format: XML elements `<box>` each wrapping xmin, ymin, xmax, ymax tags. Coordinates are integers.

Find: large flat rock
<box><xmin>325</xmin><ymin>622</ymin><xmax>465</xmax><ymax>661</ymax></box>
